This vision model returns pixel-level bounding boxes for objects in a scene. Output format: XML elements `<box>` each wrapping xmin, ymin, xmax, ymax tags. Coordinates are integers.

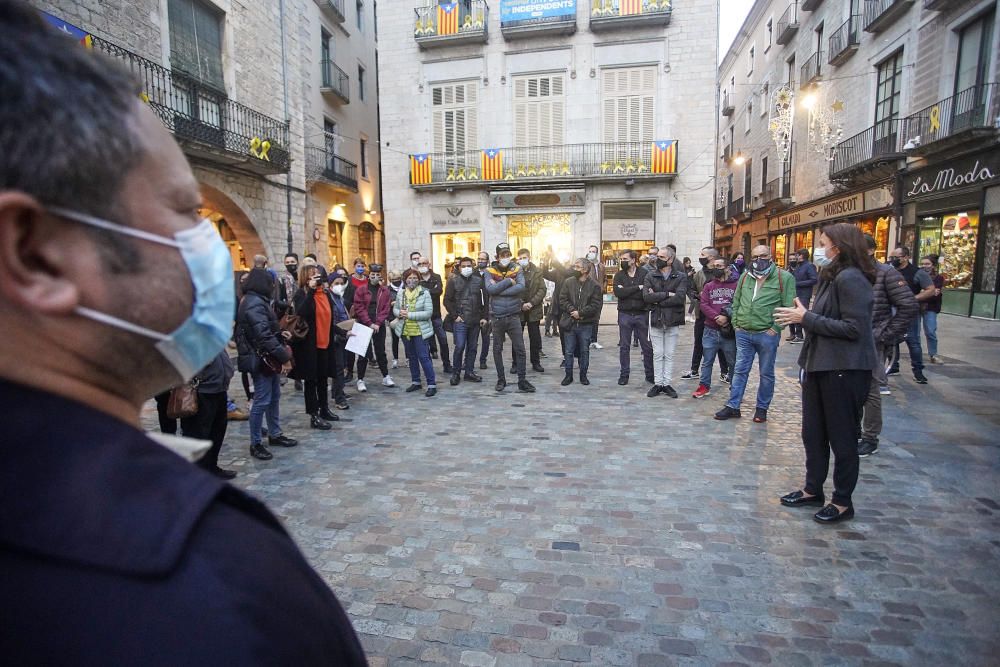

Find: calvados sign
<box><xmin>903</xmin><ymin>152</ymin><xmax>1000</xmax><ymax>202</ymax></box>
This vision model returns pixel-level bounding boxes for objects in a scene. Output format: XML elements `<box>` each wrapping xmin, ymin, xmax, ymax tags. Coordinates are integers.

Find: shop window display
<box><xmin>772</xmin><ymin>234</ymin><xmax>787</xmax><ymax>268</ymax></box>
<box><xmin>431</xmin><ymin>231</ymin><xmax>481</xmax><ymax>279</ymax></box>
<box><xmin>921</xmin><ymin>212</ymin><xmax>979</xmax><ymax>290</ymax></box>
<box><xmin>601</xmin><ymin>240</ymin><xmax>653</xmax><ymax>296</ymax></box>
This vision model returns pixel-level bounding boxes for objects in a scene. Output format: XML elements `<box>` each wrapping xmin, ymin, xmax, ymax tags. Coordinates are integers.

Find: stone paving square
<box><xmin>145</xmin><ymin>315</ymin><xmax>1000</xmax><ymax>666</ymax></box>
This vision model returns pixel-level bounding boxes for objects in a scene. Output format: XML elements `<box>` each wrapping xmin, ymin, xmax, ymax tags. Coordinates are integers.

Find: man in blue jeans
<box><xmin>715</xmin><ymin>246</ymin><xmax>794</xmax><ymax>423</ymax></box>
<box><xmin>612</xmin><ymin>249</ymin><xmax>653</xmax><ymax>385</ymax></box>
<box><xmin>889</xmin><ymin>246</ymin><xmax>935</xmax><ymax>384</ymax></box>
<box><xmin>444</xmin><ymin>256</ymin><xmax>487</xmax><ymax>385</ymax></box>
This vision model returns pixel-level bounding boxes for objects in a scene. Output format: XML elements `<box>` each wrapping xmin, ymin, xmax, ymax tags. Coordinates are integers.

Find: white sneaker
<box><xmin>357</xmin><ymin>379</ymin><xmax>367</xmax><ymax>392</ymax></box>
<box><xmin>879</xmin><ymin>384</ymin><xmax>891</xmax><ymax>395</ymax></box>
<box><xmin>391</xmin><ymin>359</ymin><xmax>399</xmax><ymax>369</ymax></box>
<box><xmin>382</xmin><ymin>375</ymin><xmax>396</xmax><ymax>387</ymax></box>
<box><xmin>591</xmin><ymin>342</ymin><xmax>603</xmax><ymax>350</ymax></box>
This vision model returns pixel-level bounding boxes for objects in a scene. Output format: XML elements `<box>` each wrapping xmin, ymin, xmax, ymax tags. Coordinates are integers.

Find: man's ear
<box><xmin>0</xmin><ymin>193</ymin><xmax>82</xmax><ymax>314</ymax></box>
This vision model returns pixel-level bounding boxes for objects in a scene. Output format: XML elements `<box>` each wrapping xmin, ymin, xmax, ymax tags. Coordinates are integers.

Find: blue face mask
<box><xmin>49</xmin><ymin>207</ymin><xmax>235</xmax><ymax>382</ymax></box>
<box><xmin>355</xmin><ymin>266</ymin><xmax>365</xmax><ymax>275</ymax></box>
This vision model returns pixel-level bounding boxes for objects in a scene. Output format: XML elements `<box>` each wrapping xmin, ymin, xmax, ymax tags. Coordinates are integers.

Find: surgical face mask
<box><xmin>411</xmin><ymin>259</ymin><xmax>420</xmax><ymax>268</ymax></box>
<box><xmin>355</xmin><ymin>266</ymin><xmax>365</xmax><ymax>275</ymax></box>
<box><xmin>390</xmin><ymin>280</ymin><xmax>402</xmax><ymax>289</ymax></box>
<box><xmin>586</xmin><ymin>251</ymin><xmax>598</xmax><ymax>261</ymax></box>
<box><xmin>331</xmin><ymin>284</ymin><xmax>346</xmax><ymax>296</ymax></box>
<box><xmin>369</xmin><ymin>275</ymin><xmax>382</xmax><ymax>285</ymax></box>
<box><xmin>518</xmin><ymin>258</ymin><xmax>530</xmax><ymax>268</ymax></box>
<box><xmin>460</xmin><ymin>266</ymin><xmax>474</xmax><ymax>277</ymax></box>
<box><xmin>50</xmin><ymin>207</ymin><xmax>235</xmax><ymax>382</ymax></box>
<box><xmin>417</xmin><ymin>265</ymin><xmax>430</xmax><ymax>274</ymax></box>
<box><xmin>499</xmin><ymin>257</ymin><xmax>512</xmax><ymax>267</ymax></box>
<box><xmin>813</xmin><ymin>247</ymin><xmax>831</xmax><ymax>268</ymax></box>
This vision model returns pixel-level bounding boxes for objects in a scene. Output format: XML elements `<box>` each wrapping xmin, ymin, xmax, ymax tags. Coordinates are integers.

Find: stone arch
<box><xmin>199</xmin><ymin>182</ymin><xmax>267</xmax><ymax>269</ymax></box>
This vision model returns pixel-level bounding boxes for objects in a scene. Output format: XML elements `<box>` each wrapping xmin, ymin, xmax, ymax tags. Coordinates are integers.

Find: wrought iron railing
<box><xmin>316</xmin><ymin>0</ymin><xmax>346</xmax><ymax>22</ymax></box>
<box><xmin>590</xmin><ymin>0</ymin><xmax>673</xmax><ymax>18</ymax></box>
<box><xmin>305</xmin><ymin>146</ymin><xmax>358</xmax><ymax>190</ymax></box>
<box><xmin>903</xmin><ymin>84</ymin><xmax>999</xmax><ymax>149</ymax></box>
<box><xmin>864</xmin><ymin>0</ymin><xmax>911</xmax><ymax>31</ymax></box>
<box><xmin>830</xmin><ymin>118</ymin><xmax>905</xmax><ymax>177</ymax></box>
<box><xmin>828</xmin><ymin>15</ymin><xmax>860</xmax><ymax>64</ymax></box>
<box><xmin>91</xmin><ymin>36</ymin><xmax>290</xmax><ymax>170</ymax></box>
<box><xmin>409</xmin><ymin>141</ymin><xmax>679</xmax><ymax>185</ymax></box>
<box><xmin>722</xmin><ymin>90</ymin><xmax>734</xmax><ymax>115</ymax></box>
<box><xmin>715</xmin><ymin>206</ymin><xmax>728</xmax><ymax>224</ymax></box>
<box><xmin>764</xmin><ymin>177</ymin><xmax>792</xmax><ymax>203</ymax></box>
<box><xmin>800</xmin><ymin>51</ymin><xmax>822</xmax><ymax>87</ymax></box>
<box><xmin>414</xmin><ymin>0</ymin><xmax>488</xmax><ymax>40</ymax></box>
<box><xmin>727</xmin><ymin>197</ymin><xmax>745</xmax><ymax>219</ymax></box>
<box><xmin>321</xmin><ymin>59</ymin><xmax>350</xmax><ymax>102</ymax></box>
<box><xmin>777</xmin><ymin>3</ymin><xmax>798</xmax><ymax>44</ymax></box>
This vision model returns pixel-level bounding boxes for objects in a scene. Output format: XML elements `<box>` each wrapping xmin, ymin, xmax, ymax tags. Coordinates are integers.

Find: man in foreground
<box><xmin>0</xmin><ymin>5</ymin><xmax>366</xmax><ymax>662</ymax></box>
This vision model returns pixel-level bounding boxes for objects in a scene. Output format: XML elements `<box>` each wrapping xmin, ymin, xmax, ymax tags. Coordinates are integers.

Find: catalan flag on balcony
<box><xmin>410</xmin><ymin>154</ymin><xmax>432</xmax><ymax>185</ymax></box>
<box><xmin>437</xmin><ymin>2</ymin><xmax>459</xmax><ymax>35</ymax></box>
<box><xmin>619</xmin><ymin>0</ymin><xmax>643</xmax><ymax>16</ymax></box>
<box><xmin>650</xmin><ymin>140</ymin><xmax>678</xmax><ymax>174</ymax></box>
<box><xmin>481</xmin><ymin>148</ymin><xmax>503</xmax><ymax>181</ymax></box>
<box><xmin>41</xmin><ymin>10</ymin><xmax>93</xmax><ymax>47</ymax></box>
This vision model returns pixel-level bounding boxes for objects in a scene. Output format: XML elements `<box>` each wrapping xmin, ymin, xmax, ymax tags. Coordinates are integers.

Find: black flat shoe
<box><xmin>464</xmin><ymin>373</ymin><xmax>482</xmax><ymax>382</ymax></box>
<box><xmin>780</xmin><ymin>490</ymin><xmax>825</xmax><ymax>507</ymax></box>
<box><xmin>480</xmin><ymin>361</ymin><xmax>487</xmax><ymax>370</ymax></box>
<box><xmin>405</xmin><ymin>384</ymin><xmax>422</xmax><ymax>393</ymax></box>
<box><xmin>753</xmin><ymin>408</ymin><xmax>768</xmax><ymax>423</ymax></box>
<box><xmin>268</xmin><ymin>434</ymin><xmax>298</xmax><ymax>447</ymax></box>
<box><xmin>561</xmin><ymin>374</ymin><xmax>573</xmax><ymax>386</ymax></box>
<box><xmin>532</xmin><ymin>364</ymin><xmax>545</xmax><ymax>373</ymax></box>
<box><xmin>618</xmin><ymin>375</ymin><xmax>628</xmax><ymax>386</ymax></box>
<box><xmin>661</xmin><ymin>385</ymin><xmax>678</xmax><ymax>398</ymax></box>
<box><xmin>518</xmin><ymin>380</ymin><xmax>536</xmax><ymax>393</ymax></box>
<box><xmin>714</xmin><ymin>406</ymin><xmax>741</xmax><ymax>420</ymax></box>
<box><xmin>318</xmin><ymin>407</ymin><xmax>340</xmax><ymax>421</ymax></box>
<box><xmin>495</xmin><ymin>380</ymin><xmax>506</xmax><ymax>392</ymax></box>
<box><xmin>579</xmin><ymin>375</ymin><xmax>590</xmax><ymax>386</ymax></box>
<box><xmin>425</xmin><ymin>387</ymin><xmax>437</xmax><ymax>397</ymax></box>
<box><xmin>310</xmin><ymin>416</ymin><xmax>332</xmax><ymax>430</ymax></box>
<box><xmin>814</xmin><ymin>504</ymin><xmax>855</xmax><ymax>524</ymax></box>
<box><xmin>646</xmin><ymin>385</ymin><xmax>662</xmax><ymax>397</ymax></box>
<box><xmin>208</xmin><ymin>466</ymin><xmax>237</xmax><ymax>479</ymax></box>
<box><xmin>249</xmin><ymin>444</ymin><xmax>272</xmax><ymax>460</ymax></box>
<box><xmin>450</xmin><ymin>374</ymin><xmax>460</xmax><ymax>386</ymax></box>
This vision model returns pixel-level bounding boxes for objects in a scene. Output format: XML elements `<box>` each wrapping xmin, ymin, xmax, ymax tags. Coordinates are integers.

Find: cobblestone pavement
<box><xmin>146</xmin><ymin>316</ymin><xmax>1000</xmax><ymax>666</ymax></box>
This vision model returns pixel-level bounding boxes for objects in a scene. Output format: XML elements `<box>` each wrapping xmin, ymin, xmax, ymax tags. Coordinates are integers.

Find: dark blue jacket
<box><xmin>0</xmin><ymin>381</ymin><xmax>367</xmax><ymax>666</ymax></box>
<box><xmin>792</xmin><ymin>261</ymin><xmax>818</xmax><ymax>304</ymax></box>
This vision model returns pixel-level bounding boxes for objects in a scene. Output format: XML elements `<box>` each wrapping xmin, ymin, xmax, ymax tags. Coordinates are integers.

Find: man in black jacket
<box><xmin>417</xmin><ymin>255</ymin><xmax>452</xmax><ymax>374</ymax></box>
<box><xmin>541</xmin><ymin>249</ymin><xmax>570</xmax><ymax>363</ymax></box>
<box><xmin>643</xmin><ymin>247</ymin><xmax>689</xmax><ymax>398</ymax></box>
<box><xmin>444</xmin><ymin>256</ymin><xmax>486</xmax><ymax>385</ymax></box>
<box><xmin>476</xmin><ymin>251</ymin><xmax>492</xmax><ymax>370</ymax></box>
<box><xmin>613</xmin><ymin>249</ymin><xmax>653</xmax><ymax>385</ymax></box>
<box><xmin>0</xmin><ymin>6</ymin><xmax>366</xmax><ymax>662</ymax></box>
<box><xmin>559</xmin><ymin>258</ymin><xmax>604</xmax><ymax>385</ymax></box>
<box><xmin>515</xmin><ymin>248</ymin><xmax>547</xmax><ymax>373</ymax></box>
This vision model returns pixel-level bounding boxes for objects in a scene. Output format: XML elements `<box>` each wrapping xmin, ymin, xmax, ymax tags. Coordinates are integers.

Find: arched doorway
<box><xmin>358</xmin><ymin>222</ymin><xmax>377</xmax><ymax>263</ymax></box>
<box><xmin>199</xmin><ymin>183</ymin><xmax>267</xmax><ymax>270</ymax></box>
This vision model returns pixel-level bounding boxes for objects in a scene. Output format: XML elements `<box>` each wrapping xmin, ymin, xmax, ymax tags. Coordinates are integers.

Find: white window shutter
<box><xmin>432</xmin><ymin>108</ymin><xmax>444</xmax><ymax>153</ymax></box>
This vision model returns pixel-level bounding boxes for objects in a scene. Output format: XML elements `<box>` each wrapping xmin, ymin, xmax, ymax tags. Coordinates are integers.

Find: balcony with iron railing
<box><xmin>408</xmin><ymin>141</ymin><xmax>679</xmax><ymax>189</ymax></box>
<box><xmin>721</xmin><ymin>91</ymin><xmax>735</xmax><ymax>116</ymax></box>
<box><xmin>800</xmin><ymin>51</ymin><xmax>822</xmax><ymax>87</ymax></box>
<box><xmin>91</xmin><ymin>36</ymin><xmax>290</xmax><ymax>174</ymax></box>
<box><xmin>727</xmin><ymin>197</ymin><xmax>745</xmax><ymax>220</ymax></box>
<box><xmin>764</xmin><ymin>177</ymin><xmax>793</xmax><ymax>207</ymax></box>
<box><xmin>305</xmin><ymin>146</ymin><xmax>358</xmax><ymax>191</ymax></box>
<box><xmin>715</xmin><ymin>205</ymin><xmax>728</xmax><ymax>224</ymax></box>
<box><xmin>864</xmin><ymin>0</ymin><xmax>915</xmax><ymax>33</ymax></box>
<box><xmin>801</xmin><ymin>0</ymin><xmax>823</xmax><ymax>10</ymax></box>
<box><xmin>902</xmin><ymin>84</ymin><xmax>999</xmax><ymax>156</ymax></box>
<box><xmin>828</xmin><ymin>15</ymin><xmax>860</xmax><ymax>66</ymax></box>
<box><xmin>776</xmin><ymin>3</ymin><xmax>799</xmax><ymax>45</ymax></box>
<box><xmin>321</xmin><ymin>59</ymin><xmax>350</xmax><ymax>104</ymax></box>
<box><xmin>500</xmin><ymin>3</ymin><xmax>576</xmax><ymax>39</ymax></box>
<box><xmin>314</xmin><ymin>0</ymin><xmax>346</xmax><ymax>23</ymax></box>
<box><xmin>414</xmin><ymin>1</ymin><xmax>489</xmax><ymax>48</ymax></box>
<box><xmin>590</xmin><ymin>0</ymin><xmax>672</xmax><ymax>31</ymax></box>
<box><xmin>830</xmin><ymin>118</ymin><xmax>906</xmax><ymax>180</ymax></box>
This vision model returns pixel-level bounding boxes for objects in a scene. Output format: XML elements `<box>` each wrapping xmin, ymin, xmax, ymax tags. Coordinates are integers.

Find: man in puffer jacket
<box><xmin>858</xmin><ymin>234</ymin><xmax>918</xmax><ymax>457</ymax></box>
<box><xmin>483</xmin><ymin>243</ymin><xmax>535</xmax><ymax>394</ymax></box>
<box><xmin>642</xmin><ymin>247</ymin><xmax>689</xmax><ymax>399</ymax></box>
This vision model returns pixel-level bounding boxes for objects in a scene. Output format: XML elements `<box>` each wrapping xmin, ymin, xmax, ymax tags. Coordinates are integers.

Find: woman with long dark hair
<box><xmin>774</xmin><ymin>223</ymin><xmax>876</xmax><ymax>524</ymax></box>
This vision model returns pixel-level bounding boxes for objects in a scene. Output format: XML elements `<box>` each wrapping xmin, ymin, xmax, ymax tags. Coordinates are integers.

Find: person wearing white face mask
<box><xmin>585</xmin><ymin>244</ymin><xmax>605</xmax><ymax>349</ymax></box>
<box><xmin>483</xmin><ymin>243</ymin><xmax>535</xmax><ymax>393</ymax></box>
<box><xmin>443</xmin><ymin>256</ymin><xmax>487</xmax><ymax>385</ymax></box>
<box><xmin>0</xmin><ymin>8</ymin><xmax>367</xmax><ymax>661</ymax></box>
<box><xmin>415</xmin><ymin>255</ymin><xmax>452</xmax><ymax>375</ymax></box>
<box><xmin>514</xmin><ymin>248</ymin><xmax>547</xmax><ymax>374</ymax></box>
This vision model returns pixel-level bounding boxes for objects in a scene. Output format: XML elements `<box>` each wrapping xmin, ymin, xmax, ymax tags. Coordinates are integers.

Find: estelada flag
<box><xmin>650</xmin><ymin>140</ymin><xmax>677</xmax><ymax>174</ymax></box>
<box><xmin>620</xmin><ymin>0</ymin><xmax>643</xmax><ymax>16</ymax></box>
<box><xmin>410</xmin><ymin>154</ymin><xmax>432</xmax><ymax>185</ymax></box>
<box><xmin>437</xmin><ymin>2</ymin><xmax>459</xmax><ymax>35</ymax></box>
<box><xmin>481</xmin><ymin>148</ymin><xmax>503</xmax><ymax>180</ymax></box>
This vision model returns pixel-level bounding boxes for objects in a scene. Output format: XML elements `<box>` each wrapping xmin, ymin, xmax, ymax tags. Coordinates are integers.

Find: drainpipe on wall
<box><xmin>279</xmin><ymin>0</ymin><xmax>293</xmax><ymax>254</ymax></box>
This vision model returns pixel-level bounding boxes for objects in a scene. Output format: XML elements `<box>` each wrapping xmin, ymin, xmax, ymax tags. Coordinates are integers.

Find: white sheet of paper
<box><xmin>344</xmin><ymin>322</ymin><xmax>374</xmax><ymax>356</ymax></box>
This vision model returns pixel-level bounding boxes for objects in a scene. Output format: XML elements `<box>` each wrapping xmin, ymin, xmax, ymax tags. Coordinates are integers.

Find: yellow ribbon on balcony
<box><xmin>468</xmin><ymin>166</ymin><xmax>479</xmax><ymax>180</ymax></box>
<box><xmin>456</xmin><ymin>167</ymin><xmax>467</xmax><ymax>181</ymax></box>
<box><xmin>600</xmin><ymin>162</ymin><xmax>611</xmax><ymax>174</ymax></box>
<box><xmin>446</xmin><ymin>168</ymin><xmax>456</xmax><ymax>181</ymax></box>
<box><xmin>516</xmin><ymin>164</ymin><xmax>526</xmax><ymax>177</ymax></box>
<box><xmin>559</xmin><ymin>162</ymin><xmax>571</xmax><ymax>175</ymax></box>
<box><xmin>504</xmin><ymin>169</ymin><xmax>515</xmax><ymax>181</ymax></box>
<box><xmin>929</xmin><ymin>106</ymin><xmax>941</xmax><ymax>133</ymax></box>
<box><xmin>250</xmin><ymin>137</ymin><xmax>272</xmax><ymax>161</ymax></box>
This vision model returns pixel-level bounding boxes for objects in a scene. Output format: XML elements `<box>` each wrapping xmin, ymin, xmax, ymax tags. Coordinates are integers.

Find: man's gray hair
<box><xmin>0</xmin><ymin>2</ymin><xmax>144</xmax><ymax>222</ymax></box>
<box><xmin>704</xmin><ymin>247</ymin><xmax>720</xmax><ymax>260</ymax></box>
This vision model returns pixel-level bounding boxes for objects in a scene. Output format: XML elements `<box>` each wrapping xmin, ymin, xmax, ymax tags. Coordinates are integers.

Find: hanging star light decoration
<box><xmin>806</xmin><ymin>86</ymin><xmax>846</xmax><ymax>161</ymax></box>
<box><xmin>769</xmin><ymin>84</ymin><xmax>795</xmax><ymax>164</ymax></box>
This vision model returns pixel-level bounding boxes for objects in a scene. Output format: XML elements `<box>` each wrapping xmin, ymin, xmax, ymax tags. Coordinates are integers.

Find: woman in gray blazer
<box><xmin>774</xmin><ymin>223</ymin><xmax>877</xmax><ymax>524</ymax></box>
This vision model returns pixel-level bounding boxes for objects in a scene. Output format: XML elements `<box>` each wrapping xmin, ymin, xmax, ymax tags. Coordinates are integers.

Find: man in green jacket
<box><xmin>715</xmin><ymin>245</ymin><xmax>794</xmax><ymax>423</ymax></box>
<box><xmin>515</xmin><ymin>248</ymin><xmax>547</xmax><ymax>374</ymax></box>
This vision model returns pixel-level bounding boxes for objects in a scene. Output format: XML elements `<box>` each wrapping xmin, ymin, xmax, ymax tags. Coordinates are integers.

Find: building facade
<box><xmin>715</xmin><ymin>0</ymin><xmax>998</xmax><ymax>319</ymax></box>
<box><xmin>36</xmin><ymin>0</ymin><xmax>384</xmax><ymax>271</ymax></box>
<box><xmin>377</xmin><ymin>0</ymin><xmax>718</xmax><ymax>299</ymax></box>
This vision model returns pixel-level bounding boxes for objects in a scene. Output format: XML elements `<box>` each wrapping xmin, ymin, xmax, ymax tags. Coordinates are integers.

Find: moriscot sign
<box><xmin>768</xmin><ymin>186</ymin><xmax>895</xmax><ymax>233</ymax></box>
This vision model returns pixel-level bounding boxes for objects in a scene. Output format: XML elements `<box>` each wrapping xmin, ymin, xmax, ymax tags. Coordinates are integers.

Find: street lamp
<box><xmin>733</xmin><ymin>152</ymin><xmax>746</xmax><ymax>166</ymax></box>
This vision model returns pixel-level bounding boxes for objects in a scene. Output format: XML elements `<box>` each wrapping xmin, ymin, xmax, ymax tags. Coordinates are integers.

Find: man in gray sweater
<box><xmin>483</xmin><ymin>243</ymin><xmax>535</xmax><ymax>393</ymax></box>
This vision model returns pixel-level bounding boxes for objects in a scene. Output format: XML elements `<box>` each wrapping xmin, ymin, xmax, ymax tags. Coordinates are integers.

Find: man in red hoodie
<box><xmin>693</xmin><ymin>257</ymin><xmax>739</xmax><ymax>399</ymax></box>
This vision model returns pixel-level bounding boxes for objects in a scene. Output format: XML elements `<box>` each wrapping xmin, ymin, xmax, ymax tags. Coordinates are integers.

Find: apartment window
<box><xmin>728</xmin><ymin>125</ymin><xmax>735</xmax><ymax>152</ymax></box>
<box><xmin>747</xmin><ymin>44</ymin><xmax>755</xmax><ymax>75</ymax></box>
<box><xmin>743</xmin><ymin>158</ymin><xmax>753</xmax><ymax>199</ymax></box>
<box><xmin>513</xmin><ymin>73</ymin><xmax>565</xmax><ymax>148</ymax></box>
<box><xmin>875</xmin><ymin>50</ymin><xmax>903</xmax><ymax>125</ymax></box>
<box><xmin>765</xmin><ymin>17</ymin><xmax>773</xmax><ymax>49</ymax></box>
<box><xmin>373</xmin><ymin>0</ymin><xmax>379</xmax><ymax>41</ymax></box>
<box><xmin>782</xmin><ymin>141</ymin><xmax>792</xmax><ymax>195</ymax></box>
<box><xmin>760</xmin><ymin>81</ymin><xmax>769</xmax><ymax>116</ymax></box>
<box><xmin>726</xmin><ymin>173</ymin><xmax>734</xmax><ymax>205</ymax></box>
<box><xmin>746</xmin><ymin>97</ymin><xmax>753</xmax><ymax>133</ymax></box>
<box><xmin>601</xmin><ymin>66</ymin><xmax>656</xmax><ymax>144</ymax></box>
<box><xmin>955</xmin><ymin>12</ymin><xmax>995</xmax><ymax>93</ymax></box>
<box><xmin>168</xmin><ymin>0</ymin><xmax>224</xmax><ymax>89</ymax></box>
<box><xmin>358</xmin><ymin>222</ymin><xmax>376</xmax><ymax>263</ymax></box>
<box><xmin>321</xmin><ymin>28</ymin><xmax>332</xmax><ymax>63</ymax></box>
<box><xmin>324</xmin><ymin>118</ymin><xmax>337</xmax><ymax>154</ymax></box>
<box><xmin>432</xmin><ymin>81</ymin><xmax>478</xmax><ymax>156</ymax></box>
<box><xmin>358</xmin><ymin>65</ymin><xmax>366</xmax><ymax>101</ymax></box>
<box><xmin>356</xmin><ymin>0</ymin><xmax>363</xmax><ymax>31</ymax></box>
<box><xmin>360</xmin><ymin>137</ymin><xmax>369</xmax><ymax>178</ymax></box>
<box><xmin>761</xmin><ymin>156</ymin><xmax>768</xmax><ymax>193</ymax></box>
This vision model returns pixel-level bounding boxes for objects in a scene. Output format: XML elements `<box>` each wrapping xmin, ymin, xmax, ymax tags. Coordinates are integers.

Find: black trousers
<box><xmin>358</xmin><ymin>326</ymin><xmax>389</xmax><ymax>379</ymax></box>
<box><xmin>801</xmin><ymin>369</ymin><xmax>870</xmax><ymax>507</ymax></box>
<box><xmin>492</xmin><ymin>315</ymin><xmax>526</xmax><ymax>381</ymax></box>
<box><xmin>154</xmin><ymin>390</ymin><xmax>177</xmax><ymax>435</ymax></box>
<box><xmin>479</xmin><ymin>322</ymin><xmax>491</xmax><ymax>364</ymax></box>
<box><xmin>391</xmin><ymin>328</ymin><xmax>402</xmax><ymax>361</ymax></box>
<box><xmin>304</xmin><ymin>348</ymin><xmax>330</xmax><ymax>415</ymax></box>
<box><xmin>516</xmin><ymin>320</ymin><xmax>542</xmax><ymax>366</ymax></box>
<box><xmin>691</xmin><ymin>316</ymin><xmax>729</xmax><ymax>375</ymax></box>
<box><xmin>181</xmin><ymin>391</ymin><xmax>228</xmax><ymax>470</ymax></box>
